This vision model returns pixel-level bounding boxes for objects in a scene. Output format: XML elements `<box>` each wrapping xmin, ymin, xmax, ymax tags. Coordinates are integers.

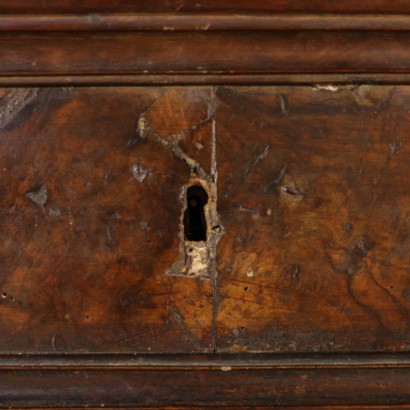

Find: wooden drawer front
<box><xmin>216</xmin><ymin>85</ymin><xmax>410</xmax><ymax>352</ymax></box>
<box><xmin>1</xmin><ymin>85</ymin><xmax>409</xmax><ymax>354</ymax></box>
<box><xmin>0</xmin><ymin>86</ymin><xmax>214</xmax><ymax>353</ymax></box>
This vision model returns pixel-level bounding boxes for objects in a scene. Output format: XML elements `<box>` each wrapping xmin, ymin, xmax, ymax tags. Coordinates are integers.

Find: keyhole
<box><xmin>184</xmin><ymin>185</ymin><xmax>208</xmax><ymax>241</ymax></box>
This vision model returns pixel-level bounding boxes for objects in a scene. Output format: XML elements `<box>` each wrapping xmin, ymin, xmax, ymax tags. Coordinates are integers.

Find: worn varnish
<box><xmin>1</xmin><ymin>85</ymin><xmax>410</xmax><ymax>355</ymax></box>
<box><xmin>2</xmin><ymin>83</ymin><xmax>410</xmax><ymax>406</ymax></box>
<box><xmin>0</xmin><ymin>86</ymin><xmax>214</xmax><ymax>353</ymax></box>
<box><xmin>2</xmin><ymin>1</ymin><xmax>410</xmax><ymax>407</ymax></box>
<box><xmin>1</xmin><ymin>0</ymin><xmax>410</xmax><ymax>13</ymax></box>
<box><xmin>216</xmin><ymin>85</ymin><xmax>410</xmax><ymax>352</ymax></box>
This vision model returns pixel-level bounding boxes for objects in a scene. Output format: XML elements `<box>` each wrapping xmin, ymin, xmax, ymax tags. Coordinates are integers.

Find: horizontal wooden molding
<box><xmin>0</xmin><ymin>31</ymin><xmax>410</xmax><ymax>81</ymax></box>
<box><xmin>1</xmin><ymin>354</ymin><xmax>410</xmax><ymax>408</ymax></box>
<box><xmin>2</xmin><ymin>13</ymin><xmax>410</xmax><ymax>32</ymax></box>
<box><xmin>8</xmin><ymin>408</ymin><xmax>410</xmax><ymax>410</ymax></box>
<box><xmin>0</xmin><ymin>8</ymin><xmax>409</xmax><ymax>82</ymax></box>
<box><xmin>9</xmin><ymin>408</ymin><xmax>410</xmax><ymax>410</ymax></box>
<box><xmin>2</xmin><ymin>353</ymin><xmax>410</xmax><ymax>369</ymax></box>
<box><xmin>1</xmin><ymin>0</ymin><xmax>410</xmax><ymax>14</ymax></box>
<box><xmin>4</xmin><ymin>73</ymin><xmax>410</xmax><ymax>86</ymax></box>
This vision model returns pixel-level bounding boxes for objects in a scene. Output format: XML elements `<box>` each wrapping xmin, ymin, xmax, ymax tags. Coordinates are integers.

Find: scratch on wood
<box><xmin>106</xmin><ymin>225</ymin><xmax>115</xmax><ymax>244</ymax></box>
<box><xmin>170</xmin><ymin>143</ymin><xmax>208</xmax><ymax>179</ymax></box>
<box><xmin>245</xmin><ymin>145</ymin><xmax>270</xmax><ymax>176</ymax></box>
<box><xmin>171</xmin><ymin>305</ymin><xmax>202</xmax><ymax>347</ymax></box>
<box><xmin>278</xmin><ymin>94</ymin><xmax>288</xmax><ymax>115</ymax></box>
<box><xmin>51</xmin><ymin>334</ymin><xmax>56</xmax><ymax>351</ymax></box>
<box><xmin>264</xmin><ymin>164</ymin><xmax>287</xmax><ymax>193</ymax></box>
<box><xmin>0</xmin><ymin>88</ymin><xmax>40</xmax><ymax>129</ymax></box>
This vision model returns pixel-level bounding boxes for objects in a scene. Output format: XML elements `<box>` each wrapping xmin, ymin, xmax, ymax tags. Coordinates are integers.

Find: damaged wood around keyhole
<box><xmin>184</xmin><ymin>185</ymin><xmax>208</xmax><ymax>242</ymax></box>
<box><xmin>167</xmin><ymin>178</ymin><xmax>222</xmax><ymax>278</ymax></box>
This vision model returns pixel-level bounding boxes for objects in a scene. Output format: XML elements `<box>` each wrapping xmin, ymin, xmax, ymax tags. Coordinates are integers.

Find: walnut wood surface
<box><xmin>0</xmin><ymin>85</ymin><xmax>410</xmax><ymax>407</ymax></box>
<box><xmin>1</xmin><ymin>85</ymin><xmax>410</xmax><ymax>407</ymax></box>
<box><xmin>1</xmin><ymin>82</ymin><xmax>410</xmax><ymax>407</ymax></box>
<box><xmin>2</xmin><ymin>31</ymin><xmax>410</xmax><ymax>79</ymax></box>
<box><xmin>1</xmin><ymin>0</ymin><xmax>410</xmax><ymax>14</ymax></box>
<box><xmin>0</xmin><ymin>4</ymin><xmax>410</xmax><ymax>84</ymax></box>
<box><xmin>4</xmin><ymin>73</ymin><xmax>410</xmax><ymax>87</ymax></box>
<box><xmin>216</xmin><ymin>85</ymin><xmax>410</xmax><ymax>352</ymax></box>
<box><xmin>1</xmin><ymin>356</ymin><xmax>410</xmax><ymax>407</ymax></box>
<box><xmin>2</xmin><ymin>4</ymin><xmax>410</xmax><ymax>406</ymax></box>
<box><xmin>0</xmin><ymin>86</ymin><xmax>214</xmax><ymax>353</ymax></box>
<box><xmin>5</xmin><ymin>14</ymin><xmax>410</xmax><ymax>32</ymax></box>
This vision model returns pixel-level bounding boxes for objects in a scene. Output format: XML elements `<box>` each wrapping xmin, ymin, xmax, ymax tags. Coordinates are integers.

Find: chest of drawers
<box><xmin>1</xmin><ymin>1</ymin><xmax>410</xmax><ymax>408</ymax></box>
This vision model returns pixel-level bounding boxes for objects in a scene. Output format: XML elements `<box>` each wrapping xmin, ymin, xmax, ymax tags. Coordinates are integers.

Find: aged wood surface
<box><xmin>2</xmin><ymin>84</ymin><xmax>410</xmax><ymax>405</ymax></box>
<box><xmin>216</xmin><ymin>85</ymin><xmax>410</xmax><ymax>352</ymax></box>
<box><xmin>2</xmin><ymin>32</ymin><xmax>410</xmax><ymax>78</ymax></box>
<box><xmin>0</xmin><ymin>86</ymin><xmax>214</xmax><ymax>353</ymax></box>
<box><xmin>5</xmin><ymin>14</ymin><xmax>410</xmax><ymax>32</ymax></box>
<box><xmin>10</xmin><ymin>406</ymin><xmax>410</xmax><ymax>410</ymax></box>
<box><xmin>2</xmin><ymin>3</ymin><xmax>410</xmax><ymax>408</ymax></box>
<box><xmin>1</xmin><ymin>0</ymin><xmax>410</xmax><ymax>14</ymax></box>
<box><xmin>5</xmin><ymin>73</ymin><xmax>410</xmax><ymax>87</ymax></box>
<box><xmin>1</xmin><ymin>4</ymin><xmax>410</xmax><ymax>85</ymax></box>
<box><xmin>1</xmin><ymin>84</ymin><xmax>410</xmax><ymax>353</ymax></box>
<box><xmin>2</xmin><ymin>352</ymin><xmax>410</xmax><ymax>407</ymax></box>
<box><xmin>2</xmin><ymin>362</ymin><xmax>410</xmax><ymax>407</ymax></box>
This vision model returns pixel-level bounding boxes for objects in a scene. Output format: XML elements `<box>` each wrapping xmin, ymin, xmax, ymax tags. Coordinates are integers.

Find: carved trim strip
<box><xmin>0</xmin><ymin>0</ymin><xmax>410</xmax><ymax>14</ymax></box>
<box><xmin>1</xmin><ymin>352</ymin><xmax>410</xmax><ymax>368</ymax></box>
<box><xmin>1</xmin><ymin>355</ymin><xmax>410</xmax><ymax>407</ymax></box>
<box><xmin>0</xmin><ymin>32</ymin><xmax>410</xmax><ymax>78</ymax></box>
<box><xmin>2</xmin><ymin>13</ymin><xmax>410</xmax><ymax>32</ymax></box>
<box><xmin>2</xmin><ymin>73</ymin><xmax>410</xmax><ymax>86</ymax></box>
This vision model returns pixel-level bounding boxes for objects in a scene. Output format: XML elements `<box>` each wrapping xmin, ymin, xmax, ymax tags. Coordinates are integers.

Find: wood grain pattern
<box><xmin>0</xmin><ymin>86</ymin><xmax>214</xmax><ymax>353</ymax></box>
<box><xmin>2</xmin><ymin>85</ymin><xmax>410</xmax><ymax>355</ymax></box>
<box><xmin>2</xmin><ymin>3</ymin><xmax>410</xmax><ymax>408</ymax></box>
<box><xmin>1</xmin><ymin>357</ymin><xmax>410</xmax><ymax>407</ymax></box>
<box><xmin>215</xmin><ymin>85</ymin><xmax>410</xmax><ymax>352</ymax></box>
<box><xmin>1</xmin><ymin>31</ymin><xmax>410</xmax><ymax>79</ymax></box>
<box><xmin>8</xmin><ymin>407</ymin><xmax>410</xmax><ymax>410</ymax></box>
<box><xmin>2</xmin><ymin>80</ymin><xmax>410</xmax><ymax>407</ymax></box>
<box><xmin>5</xmin><ymin>73</ymin><xmax>410</xmax><ymax>87</ymax></box>
<box><xmin>10</xmin><ymin>407</ymin><xmax>410</xmax><ymax>410</ymax></box>
<box><xmin>1</xmin><ymin>0</ymin><xmax>410</xmax><ymax>14</ymax></box>
<box><xmin>5</xmin><ymin>13</ymin><xmax>410</xmax><ymax>32</ymax></box>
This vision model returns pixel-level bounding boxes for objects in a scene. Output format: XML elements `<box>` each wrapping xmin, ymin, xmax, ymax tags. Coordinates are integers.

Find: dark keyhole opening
<box><xmin>184</xmin><ymin>185</ymin><xmax>208</xmax><ymax>241</ymax></box>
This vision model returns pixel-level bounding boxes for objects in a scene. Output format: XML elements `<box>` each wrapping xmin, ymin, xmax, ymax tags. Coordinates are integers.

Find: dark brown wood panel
<box><xmin>1</xmin><ymin>0</ymin><xmax>410</xmax><ymax>14</ymax></box>
<box><xmin>2</xmin><ymin>2</ymin><xmax>410</xmax><ymax>408</ymax></box>
<box><xmin>215</xmin><ymin>85</ymin><xmax>410</xmax><ymax>352</ymax></box>
<box><xmin>2</xmin><ymin>363</ymin><xmax>410</xmax><ymax>407</ymax></box>
<box><xmin>5</xmin><ymin>14</ymin><xmax>410</xmax><ymax>32</ymax></box>
<box><xmin>5</xmin><ymin>73</ymin><xmax>410</xmax><ymax>87</ymax></box>
<box><xmin>9</xmin><ymin>407</ymin><xmax>410</xmax><ymax>410</ymax></box>
<box><xmin>0</xmin><ymin>86</ymin><xmax>214</xmax><ymax>353</ymax></box>
<box><xmin>1</xmin><ymin>31</ymin><xmax>410</xmax><ymax>78</ymax></box>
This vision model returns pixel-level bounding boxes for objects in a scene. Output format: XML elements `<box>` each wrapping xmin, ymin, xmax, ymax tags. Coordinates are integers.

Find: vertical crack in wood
<box><xmin>138</xmin><ymin>88</ymin><xmax>223</xmax><ymax>282</ymax></box>
<box><xmin>161</xmin><ymin>87</ymin><xmax>223</xmax><ymax>282</ymax></box>
<box><xmin>138</xmin><ymin>87</ymin><xmax>222</xmax><ymax>352</ymax></box>
<box><xmin>210</xmin><ymin>85</ymin><xmax>220</xmax><ymax>354</ymax></box>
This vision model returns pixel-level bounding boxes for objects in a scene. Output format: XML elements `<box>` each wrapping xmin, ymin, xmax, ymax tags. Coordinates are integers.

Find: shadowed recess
<box><xmin>184</xmin><ymin>185</ymin><xmax>208</xmax><ymax>242</ymax></box>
